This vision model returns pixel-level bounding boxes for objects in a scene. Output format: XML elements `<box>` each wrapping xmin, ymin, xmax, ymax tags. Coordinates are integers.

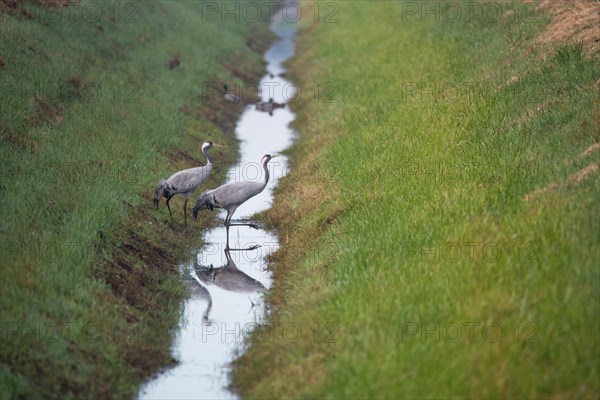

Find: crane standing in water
<box><xmin>255</xmin><ymin>98</ymin><xmax>285</xmax><ymax>116</ymax></box>
<box><xmin>154</xmin><ymin>141</ymin><xmax>222</xmax><ymax>227</ymax></box>
<box><xmin>222</xmin><ymin>84</ymin><xmax>241</xmax><ymax>103</ymax></box>
<box><xmin>192</xmin><ymin>154</ymin><xmax>278</xmax><ymax>247</ymax></box>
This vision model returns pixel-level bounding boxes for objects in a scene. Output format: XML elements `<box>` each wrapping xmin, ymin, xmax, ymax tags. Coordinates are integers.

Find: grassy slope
<box><xmin>0</xmin><ymin>1</ymin><xmax>270</xmax><ymax>397</ymax></box>
<box><xmin>233</xmin><ymin>1</ymin><xmax>599</xmax><ymax>398</ymax></box>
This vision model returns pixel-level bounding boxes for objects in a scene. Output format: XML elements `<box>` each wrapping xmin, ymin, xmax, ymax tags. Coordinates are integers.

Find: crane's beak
<box><xmin>213</xmin><ymin>143</ymin><xmax>224</xmax><ymax>148</ymax></box>
<box><xmin>271</xmin><ymin>155</ymin><xmax>279</xmax><ymax>158</ymax></box>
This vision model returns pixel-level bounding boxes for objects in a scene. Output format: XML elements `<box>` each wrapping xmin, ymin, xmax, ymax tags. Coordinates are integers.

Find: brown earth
<box><xmin>535</xmin><ymin>0</ymin><xmax>600</xmax><ymax>56</ymax></box>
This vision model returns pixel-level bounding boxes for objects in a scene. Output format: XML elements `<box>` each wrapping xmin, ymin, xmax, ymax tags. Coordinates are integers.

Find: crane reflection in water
<box><xmin>189</xmin><ymin>247</ymin><xmax>266</xmax><ymax>322</ymax></box>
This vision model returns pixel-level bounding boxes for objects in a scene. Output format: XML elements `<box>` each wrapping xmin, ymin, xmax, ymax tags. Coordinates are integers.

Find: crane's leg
<box><xmin>228</xmin><ymin>222</ymin><xmax>261</xmax><ymax>230</ymax></box>
<box><xmin>226</xmin><ymin>244</ymin><xmax>262</xmax><ymax>251</ymax></box>
<box><xmin>166</xmin><ymin>196</ymin><xmax>173</xmax><ymax>219</ymax></box>
<box><xmin>224</xmin><ymin>211</ymin><xmax>232</xmax><ymax>249</ymax></box>
<box><xmin>183</xmin><ymin>197</ymin><xmax>188</xmax><ymax>227</ymax></box>
<box><xmin>223</xmin><ymin>209</ymin><xmax>260</xmax><ymax>251</ymax></box>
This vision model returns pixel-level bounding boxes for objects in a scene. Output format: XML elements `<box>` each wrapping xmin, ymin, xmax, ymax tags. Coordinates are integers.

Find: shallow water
<box><xmin>139</xmin><ymin>5</ymin><xmax>298</xmax><ymax>400</ymax></box>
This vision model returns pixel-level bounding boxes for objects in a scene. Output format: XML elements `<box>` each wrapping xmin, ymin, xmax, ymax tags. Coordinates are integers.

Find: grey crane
<box><xmin>195</xmin><ymin>248</ymin><xmax>265</xmax><ymax>293</ymax></box>
<box><xmin>255</xmin><ymin>98</ymin><xmax>285</xmax><ymax>116</ymax></box>
<box><xmin>223</xmin><ymin>84</ymin><xmax>241</xmax><ymax>103</ymax></box>
<box><xmin>153</xmin><ymin>141</ymin><xmax>222</xmax><ymax>226</ymax></box>
<box><xmin>192</xmin><ymin>154</ymin><xmax>278</xmax><ymax>247</ymax></box>
<box><xmin>189</xmin><ymin>271</ymin><xmax>213</xmax><ymax>321</ymax></box>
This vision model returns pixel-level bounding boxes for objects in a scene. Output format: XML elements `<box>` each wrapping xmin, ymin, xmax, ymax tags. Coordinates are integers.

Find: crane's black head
<box><xmin>261</xmin><ymin>154</ymin><xmax>278</xmax><ymax>164</ymax></box>
<box><xmin>201</xmin><ymin>141</ymin><xmax>213</xmax><ymax>151</ymax></box>
<box><xmin>203</xmin><ymin>141</ymin><xmax>222</xmax><ymax>150</ymax></box>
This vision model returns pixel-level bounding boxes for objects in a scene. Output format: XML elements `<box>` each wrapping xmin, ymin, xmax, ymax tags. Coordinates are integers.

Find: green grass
<box><xmin>233</xmin><ymin>1</ymin><xmax>599</xmax><ymax>398</ymax></box>
<box><xmin>0</xmin><ymin>1</ymin><xmax>271</xmax><ymax>397</ymax></box>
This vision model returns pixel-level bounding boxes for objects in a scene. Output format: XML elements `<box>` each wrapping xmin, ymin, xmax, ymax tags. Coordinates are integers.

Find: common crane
<box><xmin>192</xmin><ymin>154</ymin><xmax>278</xmax><ymax>247</ymax></box>
<box><xmin>153</xmin><ymin>141</ymin><xmax>222</xmax><ymax>226</ymax></box>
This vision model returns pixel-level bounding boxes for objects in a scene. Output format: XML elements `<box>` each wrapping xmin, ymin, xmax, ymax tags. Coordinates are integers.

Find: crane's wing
<box><xmin>211</xmin><ymin>268</ymin><xmax>265</xmax><ymax>292</ymax></box>
<box><xmin>167</xmin><ymin>165</ymin><xmax>212</xmax><ymax>194</ymax></box>
<box><xmin>210</xmin><ymin>181</ymin><xmax>265</xmax><ymax>208</ymax></box>
<box><xmin>192</xmin><ymin>180</ymin><xmax>265</xmax><ymax>220</ymax></box>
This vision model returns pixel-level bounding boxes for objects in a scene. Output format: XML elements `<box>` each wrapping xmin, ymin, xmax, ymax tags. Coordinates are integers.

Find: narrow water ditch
<box><xmin>139</xmin><ymin>4</ymin><xmax>298</xmax><ymax>399</ymax></box>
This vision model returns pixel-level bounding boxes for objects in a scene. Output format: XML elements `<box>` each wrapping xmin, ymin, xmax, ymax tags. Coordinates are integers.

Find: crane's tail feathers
<box><xmin>192</xmin><ymin>191</ymin><xmax>214</xmax><ymax>220</ymax></box>
<box><xmin>154</xmin><ymin>180</ymin><xmax>175</xmax><ymax>209</ymax></box>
